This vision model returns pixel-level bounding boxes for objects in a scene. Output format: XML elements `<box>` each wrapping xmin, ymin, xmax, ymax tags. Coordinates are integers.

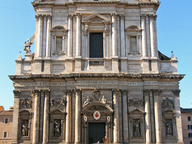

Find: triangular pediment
<box><xmin>82</xmin><ymin>14</ymin><xmax>111</xmax><ymax>24</ymax></box>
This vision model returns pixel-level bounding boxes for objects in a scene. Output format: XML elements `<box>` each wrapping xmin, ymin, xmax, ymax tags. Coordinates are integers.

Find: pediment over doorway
<box><xmin>82</xmin><ymin>14</ymin><xmax>111</xmax><ymax>25</ymax></box>
<box><xmin>81</xmin><ymin>103</ymin><xmax>113</xmax><ymax>115</ymax></box>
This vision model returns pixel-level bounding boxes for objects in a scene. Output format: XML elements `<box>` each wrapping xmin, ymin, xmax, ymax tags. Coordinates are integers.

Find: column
<box><xmin>153</xmin><ymin>90</ymin><xmax>162</xmax><ymax>144</ymax></box>
<box><xmin>144</xmin><ymin>90</ymin><xmax>151</xmax><ymax>144</ymax></box>
<box><xmin>43</xmin><ymin>90</ymin><xmax>50</xmax><ymax>144</ymax></box>
<box><xmin>66</xmin><ymin>90</ymin><xmax>72</xmax><ymax>143</ymax></box>
<box><xmin>112</xmin><ymin>13</ymin><xmax>117</xmax><ymax>57</ymax></box>
<box><xmin>46</xmin><ymin>15</ymin><xmax>52</xmax><ymax>58</ymax></box>
<box><xmin>173</xmin><ymin>90</ymin><xmax>184</xmax><ymax>144</ymax></box>
<box><xmin>11</xmin><ymin>90</ymin><xmax>20</xmax><ymax>144</ymax></box>
<box><xmin>146</xmin><ymin>15</ymin><xmax>150</xmax><ymax>57</ymax></box>
<box><xmin>37</xmin><ymin>15</ymin><xmax>43</xmax><ymax>58</ymax></box>
<box><xmin>122</xmin><ymin>90</ymin><xmax>128</xmax><ymax>143</ymax></box>
<box><xmin>76</xmin><ymin>13</ymin><xmax>81</xmax><ymax>57</ymax></box>
<box><xmin>150</xmin><ymin>15</ymin><xmax>155</xmax><ymax>58</ymax></box>
<box><xmin>141</xmin><ymin>15</ymin><xmax>146</xmax><ymax>57</ymax></box>
<box><xmin>32</xmin><ymin>90</ymin><xmax>41</xmax><ymax>144</ymax></box>
<box><xmin>120</xmin><ymin>15</ymin><xmax>127</xmax><ymax>72</ymax></box>
<box><xmin>113</xmin><ymin>89</ymin><xmax>120</xmax><ymax>143</ymax></box>
<box><xmin>75</xmin><ymin>89</ymin><xmax>81</xmax><ymax>144</ymax></box>
<box><xmin>67</xmin><ymin>14</ymin><xmax>72</xmax><ymax>57</ymax></box>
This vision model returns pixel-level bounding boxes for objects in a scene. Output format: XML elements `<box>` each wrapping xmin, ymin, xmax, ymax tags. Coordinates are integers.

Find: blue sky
<box><xmin>0</xmin><ymin>0</ymin><xmax>191</xmax><ymax>110</ymax></box>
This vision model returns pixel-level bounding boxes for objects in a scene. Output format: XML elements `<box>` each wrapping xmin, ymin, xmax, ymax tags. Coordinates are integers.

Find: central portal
<box><xmin>89</xmin><ymin>123</ymin><xmax>105</xmax><ymax>143</ymax></box>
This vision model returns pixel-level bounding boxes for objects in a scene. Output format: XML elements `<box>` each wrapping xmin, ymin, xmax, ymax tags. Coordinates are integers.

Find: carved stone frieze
<box><xmin>162</xmin><ymin>98</ymin><xmax>174</xmax><ymax>110</ymax></box>
<box><xmin>20</xmin><ymin>98</ymin><xmax>32</xmax><ymax>109</ymax></box>
<box><xmin>128</xmin><ymin>98</ymin><xmax>143</xmax><ymax>107</ymax></box>
<box><xmin>50</xmin><ymin>98</ymin><xmax>66</xmax><ymax>107</ymax></box>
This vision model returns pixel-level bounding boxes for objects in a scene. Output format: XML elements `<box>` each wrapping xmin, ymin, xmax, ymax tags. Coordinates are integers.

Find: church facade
<box><xmin>10</xmin><ymin>0</ymin><xmax>184</xmax><ymax>144</ymax></box>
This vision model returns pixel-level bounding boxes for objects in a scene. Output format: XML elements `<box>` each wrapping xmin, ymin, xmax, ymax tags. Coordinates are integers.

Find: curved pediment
<box><xmin>128</xmin><ymin>108</ymin><xmax>146</xmax><ymax>115</ymax></box>
<box><xmin>81</xmin><ymin>102</ymin><xmax>113</xmax><ymax>115</ymax></box>
<box><xmin>126</xmin><ymin>25</ymin><xmax>142</xmax><ymax>32</ymax></box>
<box><xmin>82</xmin><ymin>14</ymin><xmax>111</xmax><ymax>25</ymax></box>
<box><xmin>51</xmin><ymin>25</ymin><xmax>66</xmax><ymax>32</ymax></box>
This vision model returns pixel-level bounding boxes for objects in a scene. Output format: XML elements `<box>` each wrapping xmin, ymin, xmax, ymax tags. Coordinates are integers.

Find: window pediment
<box><xmin>129</xmin><ymin>108</ymin><xmax>146</xmax><ymax>115</ymax></box>
<box><xmin>82</xmin><ymin>14</ymin><xmax>111</xmax><ymax>25</ymax></box>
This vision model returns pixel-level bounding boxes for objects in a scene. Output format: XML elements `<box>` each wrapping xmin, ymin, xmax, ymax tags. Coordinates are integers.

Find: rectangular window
<box><xmin>4</xmin><ymin>132</ymin><xmax>7</xmax><ymax>138</ymax></box>
<box><xmin>189</xmin><ymin>133</ymin><xmax>192</xmax><ymax>138</ymax></box>
<box><xmin>188</xmin><ymin>116</ymin><xmax>191</xmax><ymax>121</ymax></box>
<box><xmin>130</xmin><ymin>36</ymin><xmax>137</xmax><ymax>52</ymax></box>
<box><xmin>56</xmin><ymin>36</ymin><xmax>62</xmax><ymax>52</ymax></box>
<box><xmin>188</xmin><ymin>125</ymin><xmax>192</xmax><ymax>130</ymax></box>
<box><xmin>4</xmin><ymin>118</ymin><xmax>8</xmax><ymax>124</ymax></box>
<box><xmin>90</xmin><ymin>33</ymin><xmax>103</xmax><ymax>58</ymax></box>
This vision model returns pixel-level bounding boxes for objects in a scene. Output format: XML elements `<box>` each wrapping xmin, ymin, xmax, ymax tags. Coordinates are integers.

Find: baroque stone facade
<box><xmin>10</xmin><ymin>0</ymin><xmax>184</xmax><ymax>143</ymax></box>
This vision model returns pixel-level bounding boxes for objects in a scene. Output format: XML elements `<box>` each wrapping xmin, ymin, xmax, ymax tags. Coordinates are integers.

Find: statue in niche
<box><xmin>54</xmin><ymin>120</ymin><xmax>61</xmax><ymax>137</ymax></box>
<box><xmin>24</xmin><ymin>39</ymin><xmax>32</xmax><ymax>54</ymax></box>
<box><xmin>83</xmin><ymin>96</ymin><xmax>92</xmax><ymax>107</ymax></box>
<box><xmin>21</xmin><ymin>121</ymin><xmax>28</xmax><ymax>136</ymax></box>
<box><xmin>166</xmin><ymin>121</ymin><xmax>173</xmax><ymax>136</ymax></box>
<box><xmin>133</xmin><ymin>120</ymin><xmax>140</xmax><ymax>136</ymax></box>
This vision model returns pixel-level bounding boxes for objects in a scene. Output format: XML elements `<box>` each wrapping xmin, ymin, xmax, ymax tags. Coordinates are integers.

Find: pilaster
<box><xmin>121</xmin><ymin>90</ymin><xmax>128</xmax><ymax>143</ymax></box>
<box><xmin>112</xmin><ymin>89</ymin><xmax>120</xmax><ymax>143</ymax></box>
<box><xmin>173</xmin><ymin>90</ymin><xmax>184</xmax><ymax>144</ymax></box>
<box><xmin>11</xmin><ymin>90</ymin><xmax>21</xmax><ymax>144</ymax></box>
<box><xmin>144</xmin><ymin>89</ymin><xmax>151</xmax><ymax>143</ymax></box>
<box><xmin>153</xmin><ymin>90</ymin><xmax>163</xmax><ymax>144</ymax></box>
<box><xmin>75</xmin><ymin>89</ymin><xmax>82</xmax><ymax>144</ymax></box>
<box><xmin>65</xmin><ymin>90</ymin><xmax>72</xmax><ymax>143</ymax></box>
<box><xmin>42</xmin><ymin>90</ymin><xmax>50</xmax><ymax>144</ymax></box>
<box><xmin>46</xmin><ymin>15</ymin><xmax>52</xmax><ymax>58</ymax></box>
<box><xmin>32</xmin><ymin>90</ymin><xmax>41</xmax><ymax>144</ymax></box>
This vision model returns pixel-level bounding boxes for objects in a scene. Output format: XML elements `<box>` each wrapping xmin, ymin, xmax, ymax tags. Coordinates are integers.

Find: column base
<box><xmin>112</xmin><ymin>58</ymin><xmax>119</xmax><ymax>73</ymax></box>
<box><xmin>74</xmin><ymin>57</ymin><xmax>82</xmax><ymax>72</ymax></box>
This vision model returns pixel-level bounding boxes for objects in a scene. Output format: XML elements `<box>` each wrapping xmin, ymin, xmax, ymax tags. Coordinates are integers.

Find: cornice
<box><xmin>32</xmin><ymin>1</ymin><xmax>160</xmax><ymax>7</ymax></box>
<box><xmin>9</xmin><ymin>73</ymin><xmax>185</xmax><ymax>81</ymax></box>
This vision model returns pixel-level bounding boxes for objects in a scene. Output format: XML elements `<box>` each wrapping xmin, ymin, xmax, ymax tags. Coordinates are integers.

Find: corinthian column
<box><xmin>150</xmin><ymin>15</ymin><xmax>155</xmax><ymax>58</ymax></box>
<box><xmin>32</xmin><ymin>90</ymin><xmax>41</xmax><ymax>144</ymax></box>
<box><xmin>141</xmin><ymin>15</ymin><xmax>146</xmax><ymax>57</ymax></box>
<box><xmin>66</xmin><ymin>90</ymin><xmax>72</xmax><ymax>143</ymax></box>
<box><xmin>153</xmin><ymin>90</ymin><xmax>162</xmax><ymax>144</ymax></box>
<box><xmin>68</xmin><ymin>14</ymin><xmax>72</xmax><ymax>57</ymax></box>
<box><xmin>113</xmin><ymin>89</ymin><xmax>120</xmax><ymax>143</ymax></box>
<box><xmin>144</xmin><ymin>90</ymin><xmax>151</xmax><ymax>143</ymax></box>
<box><xmin>37</xmin><ymin>15</ymin><xmax>43</xmax><ymax>58</ymax></box>
<box><xmin>43</xmin><ymin>90</ymin><xmax>50</xmax><ymax>144</ymax></box>
<box><xmin>11</xmin><ymin>90</ymin><xmax>21</xmax><ymax>144</ymax></box>
<box><xmin>76</xmin><ymin>13</ymin><xmax>81</xmax><ymax>57</ymax></box>
<box><xmin>75</xmin><ymin>89</ymin><xmax>81</xmax><ymax>144</ymax></box>
<box><xmin>112</xmin><ymin>13</ymin><xmax>117</xmax><ymax>57</ymax></box>
<box><xmin>122</xmin><ymin>90</ymin><xmax>128</xmax><ymax>143</ymax></box>
<box><xmin>173</xmin><ymin>90</ymin><xmax>184</xmax><ymax>144</ymax></box>
<box><xmin>46</xmin><ymin>15</ymin><xmax>52</xmax><ymax>58</ymax></box>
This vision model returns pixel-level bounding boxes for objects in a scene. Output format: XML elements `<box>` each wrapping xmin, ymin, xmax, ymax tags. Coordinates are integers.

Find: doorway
<box><xmin>89</xmin><ymin>123</ymin><xmax>105</xmax><ymax>144</ymax></box>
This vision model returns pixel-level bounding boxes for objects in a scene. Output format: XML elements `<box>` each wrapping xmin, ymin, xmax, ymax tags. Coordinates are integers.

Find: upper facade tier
<box><xmin>15</xmin><ymin>0</ymin><xmax>178</xmax><ymax>75</ymax></box>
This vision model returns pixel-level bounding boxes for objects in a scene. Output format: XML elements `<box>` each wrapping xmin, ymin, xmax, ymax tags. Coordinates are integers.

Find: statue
<box><xmin>21</xmin><ymin>122</ymin><xmax>28</xmax><ymax>136</ymax></box>
<box><xmin>83</xmin><ymin>24</ymin><xmax>89</xmax><ymax>36</ymax></box>
<box><xmin>101</xmin><ymin>96</ymin><xmax>107</xmax><ymax>104</ymax></box>
<box><xmin>83</xmin><ymin>96</ymin><xmax>92</xmax><ymax>107</ymax></box>
<box><xmin>54</xmin><ymin>120</ymin><xmax>61</xmax><ymax>136</ymax></box>
<box><xmin>133</xmin><ymin>120</ymin><xmax>140</xmax><ymax>136</ymax></box>
<box><xmin>24</xmin><ymin>39</ymin><xmax>32</xmax><ymax>54</ymax></box>
<box><xmin>166</xmin><ymin>121</ymin><xmax>173</xmax><ymax>135</ymax></box>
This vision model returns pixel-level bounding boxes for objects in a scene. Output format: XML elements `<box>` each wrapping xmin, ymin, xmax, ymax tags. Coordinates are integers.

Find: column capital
<box><xmin>13</xmin><ymin>90</ymin><xmax>21</xmax><ymax>98</ymax></box>
<box><xmin>65</xmin><ymin>89</ymin><xmax>73</xmax><ymax>95</ymax></box>
<box><xmin>111</xmin><ymin>13</ymin><xmax>117</xmax><ymax>17</ymax></box>
<box><xmin>172</xmin><ymin>89</ymin><xmax>180</xmax><ymax>97</ymax></box>
<box><xmin>75</xmin><ymin>89</ymin><xmax>82</xmax><ymax>93</ymax></box>
<box><xmin>144</xmin><ymin>89</ymin><xmax>150</xmax><ymax>96</ymax></box>
<box><xmin>76</xmin><ymin>13</ymin><xmax>81</xmax><ymax>17</ymax></box>
<box><xmin>32</xmin><ymin>90</ymin><xmax>41</xmax><ymax>97</ymax></box>
<box><xmin>44</xmin><ymin>89</ymin><xmax>50</xmax><ymax>97</ymax></box>
<box><xmin>152</xmin><ymin>89</ymin><xmax>162</xmax><ymax>96</ymax></box>
<box><xmin>120</xmin><ymin>89</ymin><xmax>128</xmax><ymax>95</ymax></box>
<box><xmin>47</xmin><ymin>14</ymin><xmax>52</xmax><ymax>19</ymax></box>
<box><xmin>112</xmin><ymin>89</ymin><xmax>119</xmax><ymax>93</ymax></box>
<box><xmin>68</xmin><ymin>14</ymin><xmax>73</xmax><ymax>19</ymax></box>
